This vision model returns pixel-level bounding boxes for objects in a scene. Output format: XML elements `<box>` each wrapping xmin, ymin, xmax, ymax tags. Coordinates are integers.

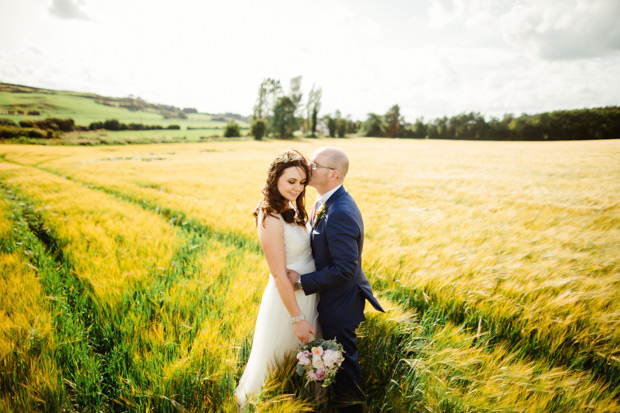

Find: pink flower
<box><xmin>315</xmin><ymin>368</ymin><xmax>326</xmax><ymax>380</ymax></box>
<box><xmin>296</xmin><ymin>350</ymin><xmax>311</xmax><ymax>366</ymax></box>
<box><xmin>307</xmin><ymin>370</ymin><xmax>319</xmax><ymax>381</ymax></box>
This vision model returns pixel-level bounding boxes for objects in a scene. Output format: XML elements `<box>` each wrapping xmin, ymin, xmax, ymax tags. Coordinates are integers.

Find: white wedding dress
<box><xmin>234</xmin><ymin>217</ymin><xmax>320</xmax><ymax>406</ymax></box>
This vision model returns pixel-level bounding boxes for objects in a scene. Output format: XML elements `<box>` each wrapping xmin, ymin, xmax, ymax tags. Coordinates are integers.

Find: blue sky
<box><xmin>1</xmin><ymin>0</ymin><xmax>619</xmax><ymax>121</ymax></box>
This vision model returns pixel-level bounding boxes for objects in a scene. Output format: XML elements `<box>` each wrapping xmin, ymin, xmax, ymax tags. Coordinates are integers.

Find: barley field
<box><xmin>1</xmin><ymin>138</ymin><xmax>618</xmax><ymax>412</ymax></box>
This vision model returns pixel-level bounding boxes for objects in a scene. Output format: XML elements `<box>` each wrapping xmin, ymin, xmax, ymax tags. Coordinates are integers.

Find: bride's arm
<box><xmin>258</xmin><ymin>213</ymin><xmax>314</xmax><ymax>343</ymax></box>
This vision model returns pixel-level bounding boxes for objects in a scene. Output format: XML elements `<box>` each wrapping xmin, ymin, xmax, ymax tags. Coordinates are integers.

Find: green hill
<box><xmin>0</xmin><ymin>83</ymin><xmax>249</xmax><ymax>144</ymax></box>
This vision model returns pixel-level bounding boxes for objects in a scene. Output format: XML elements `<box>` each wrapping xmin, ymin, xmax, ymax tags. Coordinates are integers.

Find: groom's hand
<box><xmin>287</xmin><ymin>269</ymin><xmax>300</xmax><ymax>287</ymax></box>
<box><xmin>294</xmin><ymin>320</ymin><xmax>315</xmax><ymax>345</ymax></box>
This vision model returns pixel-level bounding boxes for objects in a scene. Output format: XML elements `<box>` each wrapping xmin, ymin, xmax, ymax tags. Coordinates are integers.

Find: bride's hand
<box><xmin>293</xmin><ymin>320</ymin><xmax>315</xmax><ymax>345</ymax></box>
<box><xmin>287</xmin><ymin>269</ymin><xmax>300</xmax><ymax>286</ymax></box>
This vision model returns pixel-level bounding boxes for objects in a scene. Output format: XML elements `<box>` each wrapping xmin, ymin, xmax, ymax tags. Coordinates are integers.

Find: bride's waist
<box><xmin>269</xmin><ymin>255</ymin><xmax>315</xmax><ymax>280</ymax></box>
<box><xmin>288</xmin><ymin>254</ymin><xmax>315</xmax><ymax>272</ymax></box>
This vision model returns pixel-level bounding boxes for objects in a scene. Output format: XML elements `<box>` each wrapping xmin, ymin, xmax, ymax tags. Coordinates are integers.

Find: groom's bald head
<box><xmin>314</xmin><ymin>146</ymin><xmax>349</xmax><ymax>181</ymax></box>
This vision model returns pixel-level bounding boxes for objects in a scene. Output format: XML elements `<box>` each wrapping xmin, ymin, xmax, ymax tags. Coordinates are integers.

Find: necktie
<box><xmin>310</xmin><ymin>199</ymin><xmax>321</xmax><ymax>226</ymax></box>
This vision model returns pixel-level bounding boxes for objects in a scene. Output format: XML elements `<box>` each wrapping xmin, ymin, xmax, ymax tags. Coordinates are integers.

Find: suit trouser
<box><xmin>321</xmin><ymin>323</ymin><xmax>365</xmax><ymax>411</ymax></box>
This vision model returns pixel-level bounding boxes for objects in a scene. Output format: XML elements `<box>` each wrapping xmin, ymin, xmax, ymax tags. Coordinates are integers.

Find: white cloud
<box><xmin>428</xmin><ymin>0</ymin><xmax>500</xmax><ymax>32</ymax></box>
<box><xmin>49</xmin><ymin>0</ymin><xmax>91</xmax><ymax>20</ymax></box>
<box><xmin>502</xmin><ymin>0</ymin><xmax>620</xmax><ymax>60</ymax></box>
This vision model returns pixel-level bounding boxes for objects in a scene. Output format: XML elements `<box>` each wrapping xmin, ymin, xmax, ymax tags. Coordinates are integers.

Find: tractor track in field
<box><xmin>1</xmin><ymin>183</ymin><xmax>119</xmax><ymax>409</ymax></box>
<box><xmin>0</xmin><ymin>174</ymin><xmax>245</xmax><ymax>410</ymax></box>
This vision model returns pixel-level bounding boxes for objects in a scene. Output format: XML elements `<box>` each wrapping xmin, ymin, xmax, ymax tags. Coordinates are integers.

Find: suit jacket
<box><xmin>300</xmin><ymin>186</ymin><xmax>384</xmax><ymax>328</ymax></box>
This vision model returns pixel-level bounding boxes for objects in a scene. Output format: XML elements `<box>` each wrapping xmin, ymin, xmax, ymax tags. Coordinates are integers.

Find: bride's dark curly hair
<box><xmin>254</xmin><ymin>149</ymin><xmax>309</xmax><ymax>227</ymax></box>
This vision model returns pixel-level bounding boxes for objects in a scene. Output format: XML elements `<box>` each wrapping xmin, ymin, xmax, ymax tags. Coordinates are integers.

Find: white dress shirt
<box><xmin>317</xmin><ymin>184</ymin><xmax>342</xmax><ymax>206</ymax></box>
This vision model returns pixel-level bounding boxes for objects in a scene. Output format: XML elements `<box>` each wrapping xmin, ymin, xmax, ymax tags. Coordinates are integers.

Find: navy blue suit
<box><xmin>300</xmin><ymin>186</ymin><xmax>384</xmax><ymax>408</ymax></box>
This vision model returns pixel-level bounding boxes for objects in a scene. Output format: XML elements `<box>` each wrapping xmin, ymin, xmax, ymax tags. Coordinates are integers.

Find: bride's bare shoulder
<box><xmin>258</xmin><ymin>211</ymin><xmax>284</xmax><ymax>233</ymax></box>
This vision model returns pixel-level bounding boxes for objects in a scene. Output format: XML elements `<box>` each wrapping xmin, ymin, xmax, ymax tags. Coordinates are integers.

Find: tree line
<box><xmin>249</xmin><ymin>77</ymin><xmax>619</xmax><ymax>141</ymax></box>
<box><xmin>0</xmin><ymin>117</ymin><xmax>180</xmax><ymax>140</ymax></box>
<box><xmin>87</xmin><ymin>120</ymin><xmax>180</xmax><ymax>131</ymax></box>
<box><xmin>367</xmin><ymin>105</ymin><xmax>620</xmax><ymax>141</ymax></box>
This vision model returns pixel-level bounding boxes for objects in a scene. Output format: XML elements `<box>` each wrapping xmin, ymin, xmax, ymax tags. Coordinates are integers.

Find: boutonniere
<box><xmin>313</xmin><ymin>204</ymin><xmax>327</xmax><ymax>226</ymax></box>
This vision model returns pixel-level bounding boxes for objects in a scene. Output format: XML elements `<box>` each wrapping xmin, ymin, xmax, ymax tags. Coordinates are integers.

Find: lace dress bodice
<box><xmin>283</xmin><ymin>220</ymin><xmax>313</xmax><ymax>269</ymax></box>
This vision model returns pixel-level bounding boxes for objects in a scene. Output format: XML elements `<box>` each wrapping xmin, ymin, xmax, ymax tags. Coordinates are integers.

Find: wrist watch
<box><xmin>294</xmin><ymin>277</ymin><xmax>303</xmax><ymax>292</ymax></box>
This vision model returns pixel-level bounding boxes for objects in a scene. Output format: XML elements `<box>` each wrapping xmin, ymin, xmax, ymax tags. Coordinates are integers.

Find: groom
<box><xmin>288</xmin><ymin>146</ymin><xmax>384</xmax><ymax>412</ymax></box>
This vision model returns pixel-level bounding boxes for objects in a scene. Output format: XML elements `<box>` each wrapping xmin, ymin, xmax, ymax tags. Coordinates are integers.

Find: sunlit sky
<box><xmin>1</xmin><ymin>0</ymin><xmax>619</xmax><ymax>121</ymax></box>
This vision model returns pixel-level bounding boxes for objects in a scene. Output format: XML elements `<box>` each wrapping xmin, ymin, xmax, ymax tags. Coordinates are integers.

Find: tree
<box><xmin>433</xmin><ymin>116</ymin><xmax>448</xmax><ymax>139</ymax></box>
<box><xmin>271</xmin><ymin>96</ymin><xmax>298</xmax><ymax>139</ymax></box>
<box><xmin>330</xmin><ymin>110</ymin><xmax>347</xmax><ymax>138</ymax></box>
<box><xmin>103</xmin><ymin>119</ymin><xmax>121</xmax><ymax>131</ymax></box>
<box><xmin>0</xmin><ymin>119</ymin><xmax>17</xmax><ymax>127</ymax></box>
<box><xmin>306</xmin><ymin>84</ymin><xmax>322</xmax><ymax>137</ymax></box>
<box><xmin>412</xmin><ymin>117</ymin><xmax>427</xmax><ymax>138</ymax></box>
<box><xmin>364</xmin><ymin>113</ymin><xmax>384</xmax><ymax>137</ymax></box>
<box><xmin>385</xmin><ymin>104</ymin><xmax>403</xmax><ymax>138</ymax></box>
<box><xmin>224</xmin><ymin>121</ymin><xmax>241</xmax><ymax>137</ymax></box>
<box><xmin>253</xmin><ymin>81</ymin><xmax>267</xmax><ymax>120</ymax></box>
<box><xmin>311</xmin><ymin>106</ymin><xmax>320</xmax><ymax>136</ymax></box>
<box><xmin>289</xmin><ymin>75</ymin><xmax>303</xmax><ymax>116</ymax></box>
<box><xmin>336</xmin><ymin>118</ymin><xmax>347</xmax><ymax>138</ymax></box>
<box><xmin>250</xmin><ymin>118</ymin><xmax>267</xmax><ymax>140</ymax></box>
<box><xmin>324</xmin><ymin>115</ymin><xmax>337</xmax><ymax>137</ymax></box>
<box><xmin>253</xmin><ymin>78</ymin><xmax>282</xmax><ymax>121</ymax></box>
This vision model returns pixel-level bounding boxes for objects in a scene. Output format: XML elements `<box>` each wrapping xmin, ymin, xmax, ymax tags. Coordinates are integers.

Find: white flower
<box><xmin>322</xmin><ymin>349</ymin><xmax>340</xmax><ymax>368</ymax></box>
<box><xmin>312</xmin><ymin>355</ymin><xmax>325</xmax><ymax>369</ymax></box>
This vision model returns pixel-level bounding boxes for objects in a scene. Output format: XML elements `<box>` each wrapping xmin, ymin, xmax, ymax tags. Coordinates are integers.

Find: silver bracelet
<box><xmin>290</xmin><ymin>313</ymin><xmax>306</xmax><ymax>324</ymax></box>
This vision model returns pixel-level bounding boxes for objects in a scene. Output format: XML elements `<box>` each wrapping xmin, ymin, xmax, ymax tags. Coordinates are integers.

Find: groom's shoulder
<box><xmin>341</xmin><ymin>189</ymin><xmax>359</xmax><ymax>206</ymax></box>
<box><xmin>332</xmin><ymin>192</ymin><xmax>361</xmax><ymax>216</ymax></box>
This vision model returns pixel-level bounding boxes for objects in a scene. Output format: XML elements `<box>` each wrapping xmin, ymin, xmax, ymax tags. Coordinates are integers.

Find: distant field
<box><xmin>60</xmin><ymin>125</ymin><xmax>250</xmax><ymax>145</ymax></box>
<box><xmin>0</xmin><ymin>138</ymin><xmax>618</xmax><ymax>411</ymax></box>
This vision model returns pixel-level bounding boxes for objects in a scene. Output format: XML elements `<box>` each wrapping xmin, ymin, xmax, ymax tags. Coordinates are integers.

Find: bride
<box><xmin>234</xmin><ymin>149</ymin><xmax>320</xmax><ymax>406</ymax></box>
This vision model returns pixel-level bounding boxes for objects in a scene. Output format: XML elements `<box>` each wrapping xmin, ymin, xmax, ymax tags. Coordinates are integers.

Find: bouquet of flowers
<box><xmin>296</xmin><ymin>338</ymin><xmax>344</xmax><ymax>387</ymax></box>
